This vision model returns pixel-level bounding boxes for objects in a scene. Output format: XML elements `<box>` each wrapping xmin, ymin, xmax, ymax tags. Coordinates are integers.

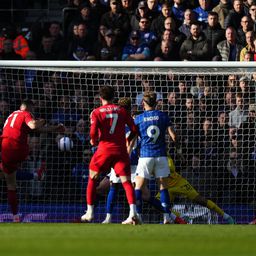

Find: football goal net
<box><xmin>0</xmin><ymin>61</ymin><xmax>255</xmax><ymax>224</ymax></box>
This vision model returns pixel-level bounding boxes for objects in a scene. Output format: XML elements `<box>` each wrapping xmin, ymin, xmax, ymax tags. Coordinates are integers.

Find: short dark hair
<box><xmin>99</xmin><ymin>86</ymin><xmax>115</xmax><ymax>101</ymax></box>
<box><xmin>21</xmin><ymin>99</ymin><xmax>34</xmax><ymax>108</ymax></box>
<box><xmin>208</xmin><ymin>11</ymin><xmax>218</xmax><ymax>18</ymax></box>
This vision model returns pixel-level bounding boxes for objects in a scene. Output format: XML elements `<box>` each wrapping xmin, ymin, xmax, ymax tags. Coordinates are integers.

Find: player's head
<box><xmin>118</xmin><ymin>97</ymin><xmax>131</xmax><ymax>112</ymax></box>
<box><xmin>99</xmin><ymin>86</ymin><xmax>115</xmax><ymax>102</ymax></box>
<box><xmin>143</xmin><ymin>91</ymin><xmax>157</xmax><ymax>108</ymax></box>
<box><xmin>20</xmin><ymin>99</ymin><xmax>35</xmax><ymax>112</ymax></box>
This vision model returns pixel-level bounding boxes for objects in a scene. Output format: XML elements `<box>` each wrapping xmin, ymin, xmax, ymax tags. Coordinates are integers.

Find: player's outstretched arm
<box><xmin>38</xmin><ymin>123</ymin><xmax>66</xmax><ymax>133</ymax></box>
<box><xmin>27</xmin><ymin>119</ymin><xmax>46</xmax><ymax>130</ymax></box>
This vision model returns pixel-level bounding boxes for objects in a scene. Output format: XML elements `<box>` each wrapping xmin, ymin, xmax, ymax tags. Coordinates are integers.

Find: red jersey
<box><xmin>90</xmin><ymin>104</ymin><xmax>137</xmax><ymax>152</ymax></box>
<box><xmin>2</xmin><ymin>110</ymin><xmax>34</xmax><ymax>145</ymax></box>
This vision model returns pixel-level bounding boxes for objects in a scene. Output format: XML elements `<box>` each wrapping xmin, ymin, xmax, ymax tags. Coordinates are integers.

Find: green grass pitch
<box><xmin>0</xmin><ymin>224</ymin><xmax>255</xmax><ymax>256</ymax></box>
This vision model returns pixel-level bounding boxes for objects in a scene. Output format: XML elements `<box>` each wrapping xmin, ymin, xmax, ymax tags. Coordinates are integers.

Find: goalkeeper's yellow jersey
<box><xmin>167</xmin><ymin>156</ymin><xmax>182</xmax><ymax>187</ymax></box>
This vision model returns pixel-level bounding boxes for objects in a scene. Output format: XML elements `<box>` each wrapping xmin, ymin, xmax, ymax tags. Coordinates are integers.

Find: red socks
<box><xmin>122</xmin><ymin>181</ymin><xmax>136</xmax><ymax>205</ymax></box>
<box><xmin>86</xmin><ymin>177</ymin><xmax>97</xmax><ymax>205</ymax></box>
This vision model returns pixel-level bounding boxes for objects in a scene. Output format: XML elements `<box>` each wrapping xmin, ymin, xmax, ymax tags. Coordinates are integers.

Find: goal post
<box><xmin>0</xmin><ymin>61</ymin><xmax>255</xmax><ymax>224</ymax></box>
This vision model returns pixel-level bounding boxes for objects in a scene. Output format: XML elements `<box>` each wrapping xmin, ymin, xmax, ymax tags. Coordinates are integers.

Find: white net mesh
<box><xmin>0</xmin><ymin>62</ymin><xmax>255</xmax><ymax>223</ymax></box>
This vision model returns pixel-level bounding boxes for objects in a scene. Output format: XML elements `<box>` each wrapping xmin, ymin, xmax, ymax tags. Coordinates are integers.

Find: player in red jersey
<box><xmin>81</xmin><ymin>86</ymin><xmax>141</xmax><ymax>225</ymax></box>
<box><xmin>0</xmin><ymin>99</ymin><xmax>64</xmax><ymax>222</ymax></box>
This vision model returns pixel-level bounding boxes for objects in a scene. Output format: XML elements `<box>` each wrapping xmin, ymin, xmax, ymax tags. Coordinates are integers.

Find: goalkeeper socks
<box><xmin>135</xmin><ymin>189</ymin><xmax>142</xmax><ymax>214</ymax></box>
<box><xmin>86</xmin><ymin>177</ymin><xmax>97</xmax><ymax>205</ymax></box>
<box><xmin>106</xmin><ymin>186</ymin><xmax>116</xmax><ymax>214</ymax></box>
<box><xmin>207</xmin><ymin>200</ymin><xmax>224</xmax><ymax>216</ymax></box>
<box><xmin>7</xmin><ymin>190</ymin><xmax>18</xmax><ymax>215</ymax></box>
<box><xmin>148</xmin><ymin>196</ymin><xmax>164</xmax><ymax>212</ymax></box>
<box><xmin>122</xmin><ymin>181</ymin><xmax>136</xmax><ymax>205</ymax></box>
<box><xmin>160</xmin><ymin>189</ymin><xmax>171</xmax><ymax>214</ymax></box>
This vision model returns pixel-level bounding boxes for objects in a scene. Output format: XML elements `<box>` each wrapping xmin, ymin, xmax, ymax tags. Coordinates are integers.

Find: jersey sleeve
<box><xmin>90</xmin><ymin>109</ymin><xmax>99</xmax><ymax>144</ymax></box>
<box><xmin>24</xmin><ymin>111</ymin><xmax>34</xmax><ymax>125</ymax></box>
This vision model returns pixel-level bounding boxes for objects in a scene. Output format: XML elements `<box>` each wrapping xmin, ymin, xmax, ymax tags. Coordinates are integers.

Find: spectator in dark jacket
<box><xmin>100</xmin><ymin>0</ymin><xmax>130</xmax><ymax>45</ymax></box>
<box><xmin>224</xmin><ymin>0</ymin><xmax>245</xmax><ymax>31</ymax></box>
<box><xmin>236</xmin><ymin>15</ymin><xmax>253</xmax><ymax>46</ymax></box>
<box><xmin>94</xmin><ymin>29</ymin><xmax>122</xmax><ymax>60</ymax></box>
<box><xmin>179</xmin><ymin>9</ymin><xmax>196</xmax><ymax>38</ymax></box>
<box><xmin>203</xmin><ymin>11</ymin><xmax>225</xmax><ymax>59</ymax></box>
<box><xmin>122</xmin><ymin>30</ymin><xmax>151</xmax><ymax>60</ymax></box>
<box><xmin>151</xmin><ymin>2</ymin><xmax>173</xmax><ymax>38</ymax></box>
<box><xmin>179</xmin><ymin>22</ymin><xmax>210</xmax><ymax>61</ymax></box>
<box><xmin>130</xmin><ymin>1</ymin><xmax>151</xmax><ymax>31</ymax></box>
<box><xmin>0</xmin><ymin>38</ymin><xmax>22</xmax><ymax>60</ymax></box>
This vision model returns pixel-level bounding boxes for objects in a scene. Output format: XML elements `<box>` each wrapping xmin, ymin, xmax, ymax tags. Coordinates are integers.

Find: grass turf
<box><xmin>0</xmin><ymin>224</ymin><xmax>255</xmax><ymax>256</ymax></box>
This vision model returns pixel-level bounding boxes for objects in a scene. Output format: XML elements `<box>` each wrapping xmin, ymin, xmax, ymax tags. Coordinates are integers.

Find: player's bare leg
<box><xmin>81</xmin><ymin>170</ymin><xmax>99</xmax><ymax>222</ymax></box>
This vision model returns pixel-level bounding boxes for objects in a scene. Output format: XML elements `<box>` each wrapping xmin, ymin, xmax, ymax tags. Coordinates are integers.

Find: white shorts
<box><xmin>136</xmin><ymin>157</ymin><xmax>170</xmax><ymax>180</ymax></box>
<box><xmin>109</xmin><ymin>166</ymin><xmax>137</xmax><ymax>183</ymax></box>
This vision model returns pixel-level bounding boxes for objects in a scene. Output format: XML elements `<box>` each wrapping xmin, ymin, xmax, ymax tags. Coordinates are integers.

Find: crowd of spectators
<box><xmin>0</xmin><ymin>1</ymin><xmax>255</xmax><ymax>209</ymax></box>
<box><xmin>0</xmin><ymin>67</ymin><xmax>255</xmax><ymax>204</ymax></box>
<box><xmin>1</xmin><ymin>0</ymin><xmax>256</xmax><ymax>61</ymax></box>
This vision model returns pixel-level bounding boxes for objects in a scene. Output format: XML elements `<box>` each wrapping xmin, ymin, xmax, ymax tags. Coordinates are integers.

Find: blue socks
<box><xmin>160</xmin><ymin>189</ymin><xmax>171</xmax><ymax>213</ymax></box>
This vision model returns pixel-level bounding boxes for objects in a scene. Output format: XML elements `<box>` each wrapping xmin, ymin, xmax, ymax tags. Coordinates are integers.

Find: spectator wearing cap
<box><xmin>179</xmin><ymin>22</ymin><xmax>210</xmax><ymax>61</ymax></box>
<box><xmin>216</xmin><ymin>27</ymin><xmax>243</xmax><ymax>61</ymax></box>
<box><xmin>122</xmin><ymin>30</ymin><xmax>151</xmax><ymax>60</ymax></box>
<box><xmin>130</xmin><ymin>1</ymin><xmax>151</xmax><ymax>31</ymax></box>
<box><xmin>100</xmin><ymin>0</ymin><xmax>130</xmax><ymax>45</ymax></box>
<box><xmin>94</xmin><ymin>29</ymin><xmax>122</xmax><ymax>60</ymax></box>
<box><xmin>137</xmin><ymin>17</ymin><xmax>157</xmax><ymax>51</ymax></box>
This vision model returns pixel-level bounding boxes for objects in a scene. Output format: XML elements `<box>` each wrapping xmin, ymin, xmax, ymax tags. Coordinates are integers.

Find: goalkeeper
<box><xmin>155</xmin><ymin>155</ymin><xmax>236</xmax><ymax>224</ymax></box>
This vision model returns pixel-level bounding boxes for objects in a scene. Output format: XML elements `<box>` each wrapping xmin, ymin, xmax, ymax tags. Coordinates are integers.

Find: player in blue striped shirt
<box><xmin>134</xmin><ymin>91</ymin><xmax>176</xmax><ymax>224</ymax></box>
